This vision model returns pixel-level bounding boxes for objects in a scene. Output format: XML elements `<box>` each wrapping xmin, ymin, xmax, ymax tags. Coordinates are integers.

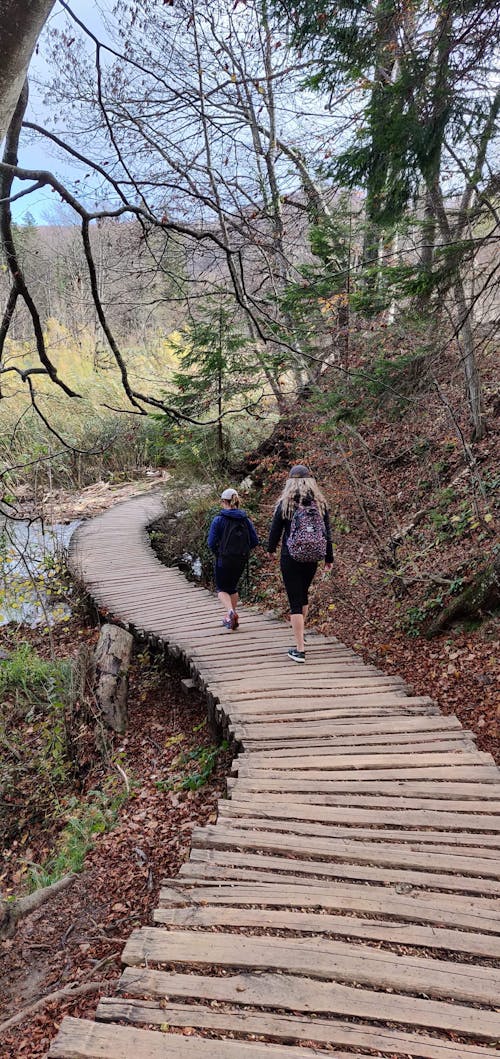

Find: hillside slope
<box><xmin>246</xmin><ymin>335</ymin><xmax>499</xmax><ymax>759</ymax></box>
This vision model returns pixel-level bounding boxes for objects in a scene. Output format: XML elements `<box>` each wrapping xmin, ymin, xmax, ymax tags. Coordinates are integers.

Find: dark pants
<box><xmin>280</xmin><ymin>552</ymin><xmax>317</xmax><ymax>614</ymax></box>
<box><xmin>215</xmin><ymin>557</ymin><xmax>247</xmax><ymax>595</ymax></box>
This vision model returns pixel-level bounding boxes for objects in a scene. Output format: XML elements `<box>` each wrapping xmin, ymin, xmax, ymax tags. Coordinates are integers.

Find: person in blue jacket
<box><xmin>207</xmin><ymin>487</ymin><xmax>259</xmax><ymax>630</ymax></box>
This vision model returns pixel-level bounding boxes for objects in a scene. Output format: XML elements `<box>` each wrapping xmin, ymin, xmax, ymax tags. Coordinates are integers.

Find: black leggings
<box><xmin>280</xmin><ymin>552</ymin><xmax>317</xmax><ymax>615</ymax></box>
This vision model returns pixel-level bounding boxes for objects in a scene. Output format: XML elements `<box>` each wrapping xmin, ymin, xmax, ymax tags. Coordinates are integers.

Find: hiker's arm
<box><xmin>267</xmin><ymin>504</ymin><xmax>284</xmax><ymax>554</ymax></box>
<box><xmin>324</xmin><ymin>510</ymin><xmax>334</xmax><ymax>564</ymax></box>
<box><xmin>207</xmin><ymin>517</ymin><xmax>221</xmax><ymax>554</ymax></box>
<box><xmin>247</xmin><ymin>520</ymin><xmax>259</xmax><ymax>549</ymax></box>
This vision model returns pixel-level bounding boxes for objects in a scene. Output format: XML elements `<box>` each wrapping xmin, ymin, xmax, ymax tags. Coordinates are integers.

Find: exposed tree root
<box><xmin>0</xmin><ymin>979</ymin><xmax>108</xmax><ymax>1035</ymax></box>
<box><xmin>0</xmin><ymin>873</ymin><xmax>76</xmax><ymax>941</ymax></box>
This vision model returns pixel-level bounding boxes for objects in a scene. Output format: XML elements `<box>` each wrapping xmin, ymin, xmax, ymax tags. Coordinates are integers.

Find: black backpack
<box><xmin>218</xmin><ymin>517</ymin><xmax>251</xmax><ymax>560</ymax></box>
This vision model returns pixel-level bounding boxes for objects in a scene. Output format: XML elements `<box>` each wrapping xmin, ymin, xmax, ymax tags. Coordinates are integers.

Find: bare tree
<box><xmin>0</xmin><ymin>0</ymin><xmax>55</xmax><ymax>141</ymax></box>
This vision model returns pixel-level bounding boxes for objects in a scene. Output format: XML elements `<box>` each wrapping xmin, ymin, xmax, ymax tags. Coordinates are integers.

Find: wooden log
<box><xmin>117</xmin><ymin>967</ymin><xmax>500</xmax><ymax>1041</ymax></box>
<box><xmin>121</xmin><ymin>927</ymin><xmax>500</xmax><ymax>1005</ymax></box>
<box><xmin>93</xmin><ymin>622</ymin><xmax>134</xmax><ymax>733</ymax></box>
<box><xmin>48</xmin><ymin>1016</ymin><xmax>357</xmax><ymax>1058</ymax></box>
<box><xmin>97</xmin><ymin>997</ymin><xmax>500</xmax><ymax>1058</ymax></box>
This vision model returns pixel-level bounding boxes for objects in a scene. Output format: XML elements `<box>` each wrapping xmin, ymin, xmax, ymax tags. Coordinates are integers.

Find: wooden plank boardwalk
<box><xmin>50</xmin><ymin>493</ymin><xmax>500</xmax><ymax>1059</ymax></box>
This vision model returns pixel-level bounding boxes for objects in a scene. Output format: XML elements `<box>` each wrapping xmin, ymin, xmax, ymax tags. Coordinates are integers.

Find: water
<box><xmin>0</xmin><ymin>519</ymin><xmax>81</xmax><ymax>627</ymax></box>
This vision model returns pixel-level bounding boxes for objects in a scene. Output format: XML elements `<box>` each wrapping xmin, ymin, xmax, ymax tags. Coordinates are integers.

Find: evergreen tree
<box><xmin>164</xmin><ymin>302</ymin><xmax>258</xmax><ymax>465</ymax></box>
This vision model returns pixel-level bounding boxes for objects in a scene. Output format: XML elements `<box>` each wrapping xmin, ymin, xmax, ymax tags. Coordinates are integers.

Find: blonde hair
<box><xmin>277</xmin><ymin>476</ymin><xmax>327</xmax><ymax>519</ymax></box>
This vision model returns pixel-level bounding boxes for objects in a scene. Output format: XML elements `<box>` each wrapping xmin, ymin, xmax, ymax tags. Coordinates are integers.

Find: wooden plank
<box><xmin>192</xmin><ymin>825</ymin><xmax>500</xmax><ymax>875</ymax></box>
<box><xmin>201</xmin><ymin>657</ymin><xmax>362</xmax><ymax>676</ymax></box>
<box><xmin>122</xmin><ymin>928</ymin><xmax>500</xmax><ymax>1005</ymax></box>
<box><xmin>225</xmin><ymin>680</ymin><xmax>410</xmax><ymax>700</ymax></box>
<box><xmin>207</xmin><ymin>671</ymin><xmax>393</xmax><ymax>693</ymax></box>
<box><xmin>152</xmin><ymin>903</ymin><xmax>500</xmax><ymax>957</ymax></box>
<box><xmin>190</xmin><ymin>635</ymin><xmax>347</xmax><ymax>652</ymax></box>
<box><xmin>230</xmin><ymin>696</ymin><xmax>435</xmax><ymax>718</ymax></box>
<box><xmin>97</xmin><ymin>998</ymin><xmax>500</xmax><ymax>1059</ymax></box>
<box><xmin>223</xmin><ymin>796</ymin><xmax>500</xmax><ymax>832</ymax></box>
<box><xmin>219</xmin><ymin>815</ymin><xmax>500</xmax><ymax>850</ymax></box>
<box><xmin>228</xmin><ymin>778</ymin><xmax>500</xmax><ymax>800</ymax></box>
<box><xmin>233</xmin><ymin>718</ymin><xmax>459</xmax><ymax>740</ymax></box>
<box><xmin>236</xmin><ymin>750</ymin><xmax>488</xmax><ymax>770</ymax></box>
<box><xmin>49</xmin><ymin>1017</ymin><xmax>342</xmax><ymax>1058</ymax></box>
<box><xmin>234</xmin><ymin>716</ymin><xmax>463</xmax><ymax>736</ymax></box>
<box><xmin>158</xmin><ymin>880</ymin><xmax>500</xmax><ymax>931</ymax></box>
<box><xmin>183</xmin><ymin>848</ymin><xmax>500</xmax><ymax>894</ymax></box>
<box><xmin>118</xmin><ymin>967</ymin><xmax>500</xmax><ymax>1041</ymax></box>
<box><xmin>227</xmin><ymin>700</ymin><xmax>437</xmax><ymax>716</ymax></box>
<box><xmin>235</xmin><ymin>739</ymin><xmax>474</xmax><ymax>757</ymax></box>
<box><xmin>236</xmin><ymin>765</ymin><xmax>499</xmax><ymax>782</ymax></box>
<box><xmin>236</xmin><ymin>725</ymin><xmax>467</xmax><ymax>742</ymax></box>
<box><xmin>228</xmin><ymin>791</ymin><xmax>500</xmax><ymax>813</ymax></box>
<box><xmin>238</xmin><ymin>737</ymin><xmax>473</xmax><ymax>754</ymax></box>
<box><xmin>234</xmin><ymin>721</ymin><xmax>465</xmax><ymax>743</ymax></box>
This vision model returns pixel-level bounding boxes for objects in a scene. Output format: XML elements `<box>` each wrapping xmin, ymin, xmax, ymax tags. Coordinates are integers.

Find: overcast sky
<box><xmin>12</xmin><ymin>1</ymin><xmax>109</xmax><ymax>224</ymax></box>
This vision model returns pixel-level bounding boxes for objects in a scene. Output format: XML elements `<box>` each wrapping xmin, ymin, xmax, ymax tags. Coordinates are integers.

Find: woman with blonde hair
<box><xmin>267</xmin><ymin>465</ymin><xmax>333</xmax><ymax>662</ymax></box>
<box><xmin>208</xmin><ymin>487</ymin><xmax>259</xmax><ymax>630</ymax></box>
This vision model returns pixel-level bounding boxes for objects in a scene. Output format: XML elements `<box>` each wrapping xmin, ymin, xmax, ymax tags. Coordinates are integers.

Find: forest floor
<box><xmin>243</xmin><ymin>339</ymin><xmax>499</xmax><ymax>763</ymax></box>
<box><xmin>0</xmin><ymin>614</ymin><xmax>231</xmax><ymax>1057</ymax></box>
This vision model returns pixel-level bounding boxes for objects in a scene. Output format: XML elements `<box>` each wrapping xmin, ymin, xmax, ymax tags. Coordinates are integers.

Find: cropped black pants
<box><xmin>280</xmin><ymin>552</ymin><xmax>318</xmax><ymax>615</ymax></box>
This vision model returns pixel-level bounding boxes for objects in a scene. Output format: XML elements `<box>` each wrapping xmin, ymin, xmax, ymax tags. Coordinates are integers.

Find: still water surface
<box><xmin>0</xmin><ymin>519</ymin><xmax>80</xmax><ymax>627</ymax></box>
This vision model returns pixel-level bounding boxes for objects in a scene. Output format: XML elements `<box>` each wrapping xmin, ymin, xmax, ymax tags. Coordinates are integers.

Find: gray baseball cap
<box><xmin>288</xmin><ymin>464</ymin><xmax>312</xmax><ymax>478</ymax></box>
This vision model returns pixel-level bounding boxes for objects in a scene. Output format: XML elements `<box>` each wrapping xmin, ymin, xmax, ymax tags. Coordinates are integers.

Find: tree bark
<box><xmin>425</xmin><ymin>555</ymin><xmax>500</xmax><ymax>637</ymax></box>
<box><xmin>0</xmin><ymin>0</ymin><xmax>55</xmax><ymax>142</ymax></box>
<box><xmin>93</xmin><ymin>623</ymin><xmax>134</xmax><ymax>733</ymax></box>
<box><xmin>453</xmin><ymin>275</ymin><xmax>484</xmax><ymax>441</ymax></box>
<box><xmin>0</xmin><ymin>872</ymin><xmax>75</xmax><ymax>940</ymax></box>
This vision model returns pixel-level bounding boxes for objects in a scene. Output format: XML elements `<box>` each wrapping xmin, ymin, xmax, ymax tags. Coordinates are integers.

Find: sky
<box><xmin>12</xmin><ymin>1</ymin><xmax>110</xmax><ymax>224</ymax></box>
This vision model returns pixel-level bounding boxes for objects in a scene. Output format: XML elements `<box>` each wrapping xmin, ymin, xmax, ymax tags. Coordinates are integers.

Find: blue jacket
<box><xmin>208</xmin><ymin>508</ymin><xmax>259</xmax><ymax>561</ymax></box>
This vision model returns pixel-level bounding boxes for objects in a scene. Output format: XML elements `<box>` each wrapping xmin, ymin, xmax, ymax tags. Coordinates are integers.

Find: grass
<box><xmin>155</xmin><ymin>740</ymin><xmax>229</xmax><ymax>793</ymax></box>
<box><xmin>0</xmin><ymin>642</ymin><xmax>72</xmax><ymax>705</ymax></box>
<box><xmin>26</xmin><ymin>778</ymin><xmax>131</xmax><ymax>891</ymax></box>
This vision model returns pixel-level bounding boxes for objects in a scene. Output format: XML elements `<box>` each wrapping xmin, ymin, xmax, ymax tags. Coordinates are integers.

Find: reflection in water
<box><xmin>0</xmin><ymin>519</ymin><xmax>80</xmax><ymax>627</ymax></box>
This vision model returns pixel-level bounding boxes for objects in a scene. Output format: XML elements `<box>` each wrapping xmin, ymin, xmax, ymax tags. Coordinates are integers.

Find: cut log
<box><xmin>93</xmin><ymin>623</ymin><xmax>134</xmax><ymax>733</ymax></box>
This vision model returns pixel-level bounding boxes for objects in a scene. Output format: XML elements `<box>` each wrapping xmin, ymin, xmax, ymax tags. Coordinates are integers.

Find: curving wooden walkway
<box><xmin>50</xmin><ymin>493</ymin><xmax>500</xmax><ymax>1059</ymax></box>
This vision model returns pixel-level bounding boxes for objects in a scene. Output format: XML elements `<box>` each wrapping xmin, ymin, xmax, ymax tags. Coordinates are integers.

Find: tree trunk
<box><xmin>93</xmin><ymin>623</ymin><xmax>134</xmax><ymax>733</ymax></box>
<box><xmin>453</xmin><ymin>275</ymin><xmax>484</xmax><ymax>440</ymax></box>
<box><xmin>0</xmin><ymin>0</ymin><xmax>55</xmax><ymax>141</ymax></box>
<box><xmin>425</xmin><ymin>555</ymin><xmax>499</xmax><ymax>637</ymax></box>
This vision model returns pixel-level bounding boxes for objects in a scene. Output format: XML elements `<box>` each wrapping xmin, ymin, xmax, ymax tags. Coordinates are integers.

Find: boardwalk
<box><xmin>50</xmin><ymin>493</ymin><xmax>500</xmax><ymax>1059</ymax></box>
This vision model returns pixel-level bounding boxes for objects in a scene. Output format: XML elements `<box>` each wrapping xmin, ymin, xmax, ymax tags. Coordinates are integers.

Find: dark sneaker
<box><xmin>231</xmin><ymin>610</ymin><xmax>239</xmax><ymax>630</ymax></box>
<box><xmin>287</xmin><ymin>648</ymin><xmax>305</xmax><ymax>663</ymax></box>
<box><xmin>222</xmin><ymin>616</ymin><xmax>233</xmax><ymax>629</ymax></box>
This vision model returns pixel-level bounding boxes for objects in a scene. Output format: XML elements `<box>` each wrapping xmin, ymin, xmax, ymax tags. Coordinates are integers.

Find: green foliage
<box><xmin>403</xmin><ymin>578</ymin><xmax>465</xmax><ymax>637</ymax></box>
<box><xmin>0</xmin><ymin>645</ymin><xmax>75</xmax><ymax>850</ymax></box>
<box><xmin>322</xmin><ymin>347</ymin><xmax>431</xmax><ymax>425</ymax></box>
<box><xmin>0</xmin><ymin>642</ymin><xmax>68</xmax><ymax>699</ymax></box>
<box><xmin>278</xmin><ymin>209</ymin><xmax>353</xmax><ymax>342</ymax></box>
<box><xmin>156</xmin><ymin>740</ymin><xmax>229</xmax><ymax>793</ymax></box>
<box><xmin>26</xmin><ymin>778</ymin><xmax>130</xmax><ymax>890</ymax></box>
<box><xmin>0</xmin><ymin>319</ymin><xmax>181</xmax><ymax>494</ymax></box>
<box><xmin>157</xmin><ymin>302</ymin><xmax>261</xmax><ymax>471</ymax></box>
<box><xmin>427</xmin><ymin>496</ymin><xmax>476</xmax><ymax>542</ymax></box>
